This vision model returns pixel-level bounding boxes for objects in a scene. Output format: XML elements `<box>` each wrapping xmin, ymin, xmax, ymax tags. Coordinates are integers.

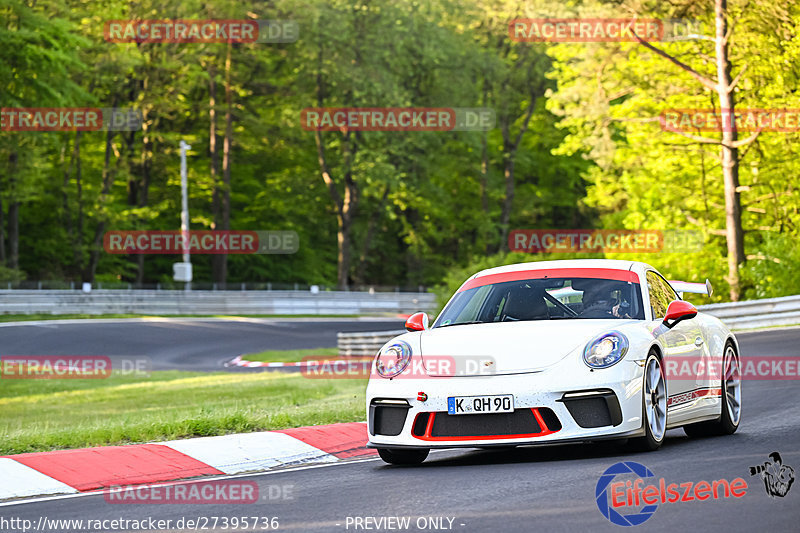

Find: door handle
<box><xmin>694</xmin><ymin>337</ymin><xmax>704</xmax><ymax>347</ymax></box>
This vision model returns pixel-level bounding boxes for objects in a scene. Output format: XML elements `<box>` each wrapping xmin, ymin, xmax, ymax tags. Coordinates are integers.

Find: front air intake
<box><xmin>560</xmin><ymin>389</ymin><xmax>622</xmax><ymax>428</ymax></box>
<box><xmin>369</xmin><ymin>399</ymin><xmax>411</xmax><ymax>436</ymax></box>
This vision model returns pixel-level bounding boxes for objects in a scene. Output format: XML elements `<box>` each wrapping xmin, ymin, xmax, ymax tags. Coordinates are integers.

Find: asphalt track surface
<box><xmin>0</xmin><ymin>317</ymin><xmax>405</xmax><ymax>371</ymax></box>
<box><xmin>1</xmin><ymin>325</ymin><xmax>799</xmax><ymax>532</ymax></box>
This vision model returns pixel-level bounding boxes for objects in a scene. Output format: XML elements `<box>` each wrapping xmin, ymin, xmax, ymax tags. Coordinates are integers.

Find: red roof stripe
<box><xmin>458</xmin><ymin>268</ymin><xmax>639</xmax><ymax>292</ymax></box>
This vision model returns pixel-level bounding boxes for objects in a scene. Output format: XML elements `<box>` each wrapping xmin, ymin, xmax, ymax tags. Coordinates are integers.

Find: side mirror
<box><xmin>663</xmin><ymin>300</ymin><xmax>697</xmax><ymax>329</ymax></box>
<box><xmin>405</xmin><ymin>312</ymin><xmax>429</xmax><ymax>332</ymax></box>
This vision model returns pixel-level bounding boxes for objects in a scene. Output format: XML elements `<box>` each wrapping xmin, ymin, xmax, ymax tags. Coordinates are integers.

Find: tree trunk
<box><xmin>0</xmin><ymin>177</ymin><xmax>5</xmax><ymax>265</ymax></box>
<box><xmin>209</xmin><ymin>61</ymin><xmax>224</xmax><ymax>285</ymax></box>
<box><xmin>338</xmin><ymin>214</ymin><xmax>352</xmax><ymax>289</ymax></box>
<box><xmin>8</xmin><ymin>201</ymin><xmax>18</xmax><ymax>270</ymax></box>
<box><xmin>126</xmin><ymin>132</ymin><xmax>139</xmax><ymax>206</ymax></box>
<box><xmin>498</xmin><ymin>148</ymin><xmax>516</xmax><ymax>251</ymax></box>
<box><xmin>715</xmin><ymin>0</ymin><xmax>745</xmax><ymax>300</ymax></box>
<box><xmin>339</xmin><ymin>134</ymin><xmax>358</xmax><ymax>289</ymax></box>
<box><xmin>480</xmin><ymin>77</ymin><xmax>491</xmax><ymax>255</ymax></box>
<box><xmin>136</xmin><ymin>107</ymin><xmax>152</xmax><ymax>286</ymax></box>
<box><xmin>633</xmin><ymin>1</ymin><xmax>748</xmax><ymax>301</ymax></box>
<box><xmin>61</xmin><ymin>134</ymin><xmax>78</xmax><ymax>277</ymax></box>
<box><xmin>84</xmin><ymin>127</ymin><xmax>119</xmax><ymax>282</ymax></box>
<box><xmin>74</xmin><ymin>132</ymin><xmax>85</xmax><ymax>270</ymax></box>
<box><xmin>492</xmin><ymin>94</ymin><xmax>536</xmax><ymax>254</ymax></box>
<box><xmin>122</xmin><ymin>126</ymin><xmax>142</xmax><ymax>285</ymax></box>
<box><xmin>353</xmin><ymin>185</ymin><xmax>389</xmax><ymax>285</ymax></box>
<box><xmin>218</xmin><ymin>43</ymin><xmax>234</xmax><ymax>287</ymax></box>
<box><xmin>312</xmin><ymin>42</ymin><xmax>359</xmax><ymax>289</ymax></box>
<box><xmin>480</xmin><ymin>130</ymin><xmax>489</xmax><ymax>213</ymax></box>
<box><xmin>7</xmin><ymin>152</ymin><xmax>19</xmax><ymax>270</ymax></box>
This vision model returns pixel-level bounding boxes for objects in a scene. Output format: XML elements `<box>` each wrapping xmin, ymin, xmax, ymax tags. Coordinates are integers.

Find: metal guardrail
<box><xmin>698</xmin><ymin>294</ymin><xmax>800</xmax><ymax>330</ymax></box>
<box><xmin>0</xmin><ymin>290</ymin><xmax>437</xmax><ymax>316</ymax></box>
<box><xmin>0</xmin><ymin>281</ymin><xmax>427</xmax><ymax>292</ymax></box>
<box><xmin>334</xmin><ymin>295</ymin><xmax>800</xmax><ymax>356</ymax></box>
<box><xmin>337</xmin><ymin>330</ymin><xmax>406</xmax><ymax>357</ymax></box>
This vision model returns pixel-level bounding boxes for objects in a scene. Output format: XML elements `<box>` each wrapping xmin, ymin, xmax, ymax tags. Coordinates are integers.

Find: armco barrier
<box><xmin>698</xmin><ymin>294</ymin><xmax>800</xmax><ymax>330</ymax></box>
<box><xmin>0</xmin><ymin>290</ymin><xmax>437</xmax><ymax>316</ymax></box>
<box><xmin>337</xmin><ymin>330</ymin><xmax>406</xmax><ymax>357</ymax></box>
<box><xmin>333</xmin><ymin>295</ymin><xmax>800</xmax><ymax>356</ymax></box>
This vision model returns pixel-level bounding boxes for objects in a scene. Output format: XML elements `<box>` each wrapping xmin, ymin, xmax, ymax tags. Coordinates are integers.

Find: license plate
<box><xmin>447</xmin><ymin>394</ymin><xmax>514</xmax><ymax>415</ymax></box>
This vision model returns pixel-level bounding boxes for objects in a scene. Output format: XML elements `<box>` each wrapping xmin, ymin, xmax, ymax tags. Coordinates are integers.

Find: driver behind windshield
<box><xmin>576</xmin><ymin>282</ymin><xmax>633</xmax><ymax>319</ymax></box>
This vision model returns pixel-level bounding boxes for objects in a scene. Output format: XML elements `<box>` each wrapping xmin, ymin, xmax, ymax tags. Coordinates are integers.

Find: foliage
<box><xmin>1</xmin><ymin>0</ymin><xmax>798</xmax><ymax>301</ymax></box>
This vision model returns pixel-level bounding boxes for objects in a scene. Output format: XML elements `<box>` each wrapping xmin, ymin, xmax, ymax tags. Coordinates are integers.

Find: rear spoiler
<box><xmin>669</xmin><ymin>279</ymin><xmax>713</xmax><ymax>298</ymax></box>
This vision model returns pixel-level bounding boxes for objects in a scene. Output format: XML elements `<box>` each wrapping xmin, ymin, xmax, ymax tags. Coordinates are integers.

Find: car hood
<box><xmin>420</xmin><ymin>319</ymin><xmax>636</xmax><ymax>376</ymax></box>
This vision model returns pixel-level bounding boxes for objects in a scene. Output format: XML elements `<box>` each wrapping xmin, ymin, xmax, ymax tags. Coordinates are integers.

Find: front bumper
<box><xmin>366</xmin><ymin>356</ymin><xmax>647</xmax><ymax>449</ymax></box>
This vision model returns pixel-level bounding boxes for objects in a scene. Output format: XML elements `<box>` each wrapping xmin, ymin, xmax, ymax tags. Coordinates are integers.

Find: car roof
<box><xmin>469</xmin><ymin>259</ymin><xmax>652</xmax><ymax>280</ymax></box>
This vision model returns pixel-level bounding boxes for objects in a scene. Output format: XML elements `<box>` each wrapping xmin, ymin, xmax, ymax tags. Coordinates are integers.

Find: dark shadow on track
<box><xmin>372</xmin><ymin>429</ymin><xmax>739</xmax><ymax>470</ymax></box>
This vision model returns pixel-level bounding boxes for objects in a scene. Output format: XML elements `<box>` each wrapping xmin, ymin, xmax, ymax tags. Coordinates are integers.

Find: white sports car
<box><xmin>366</xmin><ymin>259</ymin><xmax>741</xmax><ymax>465</ymax></box>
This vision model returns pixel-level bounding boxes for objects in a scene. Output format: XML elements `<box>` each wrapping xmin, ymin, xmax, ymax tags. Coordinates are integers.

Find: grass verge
<box><xmin>241</xmin><ymin>347</ymin><xmax>339</xmax><ymax>363</ymax></box>
<box><xmin>0</xmin><ymin>369</ymin><xmax>367</xmax><ymax>455</ymax></box>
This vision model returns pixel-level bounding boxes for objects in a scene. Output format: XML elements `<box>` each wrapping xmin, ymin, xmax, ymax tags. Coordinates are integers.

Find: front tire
<box><xmin>684</xmin><ymin>342</ymin><xmax>741</xmax><ymax>437</ymax></box>
<box><xmin>630</xmin><ymin>352</ymin><xmax>667</xmax><ymax>452</ymax></box>
<box><xmin>377</xmin><ymin>448</ymin><xmax>429</xmax><ymax>465</ymax></box>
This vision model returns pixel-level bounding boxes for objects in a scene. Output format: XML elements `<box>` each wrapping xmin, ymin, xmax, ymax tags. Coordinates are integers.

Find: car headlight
<box><xmin>375</xmin><ymin>341</ymin><xmax>413</xmax><ymax>378</ymax></box>
<box><xmin>583</xmin><ymin>331</ymin><xmax>629</xmax><ymax>368</ymax></box>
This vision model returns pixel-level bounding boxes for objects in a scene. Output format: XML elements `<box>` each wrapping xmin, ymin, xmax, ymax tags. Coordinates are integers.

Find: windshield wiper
<box><xmin>435</xmin><ymin>320</ymin><xmax>487</xmax><ymax>328</ymax></box>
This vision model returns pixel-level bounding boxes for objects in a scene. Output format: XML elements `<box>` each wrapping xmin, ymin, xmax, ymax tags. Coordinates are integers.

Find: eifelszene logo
<box><xmin>595</xmin><ymin>461</ymin><xmax>748</xmax><ymax>526</ymax></box>
<box><xmin>749</xmin><ymin>452</ymin><xmax>795</xmax><ymax>498</ymax></box>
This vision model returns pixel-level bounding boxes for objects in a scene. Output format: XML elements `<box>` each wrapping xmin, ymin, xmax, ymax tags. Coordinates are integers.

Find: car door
<box><xmin>646</xmin><ymin>271</ymin><xmax>705</xmax><ymax>406</ymax></box>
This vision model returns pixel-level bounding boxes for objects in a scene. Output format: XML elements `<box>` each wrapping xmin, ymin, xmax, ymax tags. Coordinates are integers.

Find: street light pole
<box><xmin>178</xmin><ymin>140</ymin><xmax>192</xmax><ymax>290</ymax></box>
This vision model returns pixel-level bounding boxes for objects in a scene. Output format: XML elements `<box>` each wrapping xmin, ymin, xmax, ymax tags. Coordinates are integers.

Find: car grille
<box><xmin>412</xmin><ymin>408</ymin><xmax>561</xmax><ymax>440</ymax></box>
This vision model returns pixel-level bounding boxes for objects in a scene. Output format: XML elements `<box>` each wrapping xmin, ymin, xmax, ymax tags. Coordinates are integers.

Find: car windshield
<box><xmin>433</xmin><ymin>276</ymin><xmax>645</xmax><ymax>327</ymax></box>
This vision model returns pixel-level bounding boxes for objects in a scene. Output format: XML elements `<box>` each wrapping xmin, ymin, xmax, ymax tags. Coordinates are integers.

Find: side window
<box><xmin>646</xmin><ymin>271</ymin><xmax>675</xmax><ymax>319</ymax></box>
<box><xmin>656</xmin><ymin>273</ymin><xmax>679</xmax><ymax>302</ymax></box>
<box><xmin>455</xmin><ymin>285</ymin><xmax>492</xmax><ymax>322</ymax></box>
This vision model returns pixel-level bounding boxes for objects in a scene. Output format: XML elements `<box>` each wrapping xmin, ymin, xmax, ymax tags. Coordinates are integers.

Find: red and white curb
<box><xmin>0</xmin><ymin>422</ymin><xmax>375</xmax><ymax>501</ymax></box>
